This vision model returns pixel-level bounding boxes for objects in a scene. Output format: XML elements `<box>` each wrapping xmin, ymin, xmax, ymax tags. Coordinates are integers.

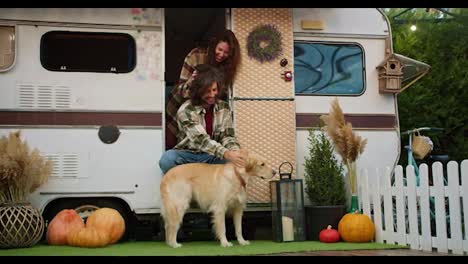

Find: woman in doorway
<box><xmin>165</xmin><ymin>29</ymin><xmax>240</xmax><ymax>149</ymax></box>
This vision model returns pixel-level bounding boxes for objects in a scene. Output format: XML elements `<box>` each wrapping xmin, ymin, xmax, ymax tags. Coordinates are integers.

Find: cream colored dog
<box><xmin>160</xmin><ymin>151</ymin><xmax>275</xmax><ymax>248</ymax></box>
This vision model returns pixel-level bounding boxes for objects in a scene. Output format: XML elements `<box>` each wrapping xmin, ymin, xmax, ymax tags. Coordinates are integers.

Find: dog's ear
<box><xmin>244</xmin><ymin>156</ymin><xmax>257</xmax><ymax>173</ymax></box>
<box><xmin>240</xmin><ymin>149</ymin><xmax>249</xmax><ymax>159</ymax></box>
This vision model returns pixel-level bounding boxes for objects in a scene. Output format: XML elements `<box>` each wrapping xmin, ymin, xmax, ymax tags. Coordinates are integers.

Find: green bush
<box><xmin>303</xmin><ymin>129</ymin><xmax>346</xmax><ymax>206</ymax></box>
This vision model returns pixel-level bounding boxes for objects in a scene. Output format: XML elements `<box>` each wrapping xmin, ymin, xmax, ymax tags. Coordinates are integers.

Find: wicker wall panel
<box><xmin>232</xmin><ymin>8</ymin><xmax>294</xmax><ymax>98</ymax></box>
<box><xmin>232</xmin><ymin>8</ymin><xmax>296</xmax><ymax>203</ymax></box>
<box><xmin>234</xmin><ymin>100</ymin><xmax>296</xmax><ymax>203</ymax></box>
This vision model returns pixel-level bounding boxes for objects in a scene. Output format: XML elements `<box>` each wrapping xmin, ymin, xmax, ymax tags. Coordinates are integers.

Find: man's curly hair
<box><xmin>190</xmin><ymin>64</ymin><xmax>225</xmax><ymax>106</ymax></box>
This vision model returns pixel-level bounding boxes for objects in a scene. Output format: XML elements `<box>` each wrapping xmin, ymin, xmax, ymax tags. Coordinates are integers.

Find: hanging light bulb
<box><xmin>410</xmin><ymin>25</ymin><xmax>417</xmax><ymax>31</ymax></box>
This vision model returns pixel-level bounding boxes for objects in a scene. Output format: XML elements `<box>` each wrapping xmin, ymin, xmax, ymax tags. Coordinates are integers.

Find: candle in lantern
<box><xmin>282</xmin><ymin>216</ymin><xmax>294</xmax><ymax>241</ymax></box>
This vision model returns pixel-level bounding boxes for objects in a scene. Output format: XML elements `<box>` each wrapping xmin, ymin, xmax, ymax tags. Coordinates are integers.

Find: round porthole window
<box><xmin>98</xmin><ymin>125</ymin><xmax>120</xmax><ymax>144</ymax></box>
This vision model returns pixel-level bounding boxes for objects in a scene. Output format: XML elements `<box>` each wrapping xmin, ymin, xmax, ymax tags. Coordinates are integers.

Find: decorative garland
<box><xmin>246</xmin><ymin>24</ymin><xmax>283</xmax><ymax>63</ymax></box>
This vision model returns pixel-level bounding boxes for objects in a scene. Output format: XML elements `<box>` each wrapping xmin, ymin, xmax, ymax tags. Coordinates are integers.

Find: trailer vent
<box><xmin>37</xmin><ymin>85</ymin><xmax>53</xmax><ymax>108</ymax></box>
<box><xmin>62</xmin><ymin>154</ymin><xmax>79</xmax><ymax>177</ymax></box>
<box><xmin>45</xmin><ymin>153</ymin><xmax>79</xmax><ymax>178</ymax></box>
<box><xmin>17</xmin><ymin>84</ymin><xmax>35</xmax><ymax>108</ymax></box>
<box><xmin>45</xmin><ymin>154</ymin><xmax>61</xmax><ymax>177</ymax></box>
<box><xmin>16</xmin><ymin>83</ymin><xmax>71</xmax><ymax>109</ymax></box>
<box><xmin>55</xmin><ymin>86</ymin><xmax>71</xmax><ymax>109</ymax></box>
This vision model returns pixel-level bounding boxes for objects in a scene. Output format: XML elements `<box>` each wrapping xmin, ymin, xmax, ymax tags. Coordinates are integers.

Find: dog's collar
<box><xmin>233</xmin><ymin>166</ymin><xmax>246</xmax><ymax>189</ymax></box>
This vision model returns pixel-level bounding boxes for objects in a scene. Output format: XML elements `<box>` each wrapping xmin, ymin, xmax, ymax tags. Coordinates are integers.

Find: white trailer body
<box><xmin>0</xmin><ymin>8</ymin><xmax>428</xmax><ymax>237</ymax></box>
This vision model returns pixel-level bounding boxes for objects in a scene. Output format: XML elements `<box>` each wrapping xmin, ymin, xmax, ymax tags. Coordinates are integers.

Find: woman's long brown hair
<box><xmin>206</xmin><ymin>29</ymin><xmax>240</xmax><ymax>88</ymax></box>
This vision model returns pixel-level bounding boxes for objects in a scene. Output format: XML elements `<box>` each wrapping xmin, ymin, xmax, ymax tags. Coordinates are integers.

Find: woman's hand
<box><xmin>187</xmin><ymin>70</ymin><xmax>198</xmax><ymax>86</ymax></box>
<box><xmin>224</xmin><ymin>150</ymin><xmax>245</xmax><ymax>168</ymax></box>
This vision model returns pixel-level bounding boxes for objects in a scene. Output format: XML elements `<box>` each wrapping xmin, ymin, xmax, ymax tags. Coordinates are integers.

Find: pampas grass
<box><xmin>320</xmin><ymin>98</ymin><xmax>367</xmax><ymax>194</ymax></box>
<box><xmin>0</xmin><ymin>131</ymin><xmax>52</xmax><ymax>203</ymax></box>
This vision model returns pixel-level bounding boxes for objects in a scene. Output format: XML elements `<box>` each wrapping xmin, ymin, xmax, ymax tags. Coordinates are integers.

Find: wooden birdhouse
<box><xmin>376</xmin><ymin>54</ymin><xmax>404</xmax><ymax>93</ymax></box>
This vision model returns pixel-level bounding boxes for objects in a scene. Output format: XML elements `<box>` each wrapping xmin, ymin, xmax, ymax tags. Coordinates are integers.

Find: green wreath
<box><xmin>246</xmin><ymin>24</ymin><xmax>283</xmax><ymax>63</ymax></box>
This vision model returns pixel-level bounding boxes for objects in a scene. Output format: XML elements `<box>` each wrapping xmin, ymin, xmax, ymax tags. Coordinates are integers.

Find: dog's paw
<box><xmin>221</xmin><ymin>241</ymin><xmax>233</xmax><ymax>247</ymax></box>
<box><xmin>238</xmin><ymin>239</ymin><xmax>250</xmax><ymax>246</ymax></box>
<box><xmin>168</xmin><ymin>242</ymin><xmax>182</xmax><ymax>248</ymax></box>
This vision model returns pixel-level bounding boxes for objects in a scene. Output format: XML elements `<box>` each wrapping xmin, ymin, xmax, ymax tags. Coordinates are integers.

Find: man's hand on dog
<box><xmin>224</xmin><ymin>150</ymin><xmax>245</xmax><ymax>168</ymax></box>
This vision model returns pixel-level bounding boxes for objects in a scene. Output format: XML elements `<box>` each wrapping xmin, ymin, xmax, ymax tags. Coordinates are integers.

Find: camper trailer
<box><xmin>0</xmin><ymin>8</ymin><xmax>429</xmax><ymax>240</ymax></box>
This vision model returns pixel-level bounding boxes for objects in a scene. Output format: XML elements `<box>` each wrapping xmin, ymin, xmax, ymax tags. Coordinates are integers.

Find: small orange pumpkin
<box><xmin>338</xmin><ymin>210</ymin><xmax>375</xmax><ymax>243</ymax></box>
<box><xmin>46</xmin><ymin>209</ymin><xmax>85</xmax><ymax>245</ymax></box>
<box><xmin>67</xmin><ymin>227</ymin><xmax>110</xmax><ymax>248</ymax></box>
<box><xmin>86</xmin><ymin>208</ymin><xmax>125</xmax><ymax>244</ymax></box>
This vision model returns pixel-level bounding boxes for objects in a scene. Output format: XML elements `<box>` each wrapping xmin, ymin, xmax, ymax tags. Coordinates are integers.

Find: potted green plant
<box><xmin>0</xmin><ymin>131</ymin><xmax>53</xmax><ymax>248</ymax></box>
<box><xmin>303</xmin><ymin>128</ymin><xmax>347</xmax><ymax>240</ymax></box>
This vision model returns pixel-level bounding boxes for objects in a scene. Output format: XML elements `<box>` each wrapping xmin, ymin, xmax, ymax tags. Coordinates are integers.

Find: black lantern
<box><xmin>270</xmin><ymin>162</ymin><xmax>306</xmax><ymax>242</ymax></box>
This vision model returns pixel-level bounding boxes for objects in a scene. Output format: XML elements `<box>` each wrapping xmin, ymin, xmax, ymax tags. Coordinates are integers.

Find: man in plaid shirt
<box><xmin>159</xmin><ymin>64</ymin><xmax>244</xmax><ymax>174</ymax></box>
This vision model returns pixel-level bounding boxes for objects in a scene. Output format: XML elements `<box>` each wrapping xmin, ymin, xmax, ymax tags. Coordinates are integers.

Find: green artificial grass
<box><xmin>0</xmin><ymin>240</ymin><xmax>408</xmax><ymax>256</ymax></box>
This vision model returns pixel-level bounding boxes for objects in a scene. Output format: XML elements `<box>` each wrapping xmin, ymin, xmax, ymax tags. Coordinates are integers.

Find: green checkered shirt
<box><xmin>166</xmin><ymin>48</ymin><xmax>208</xmax><ymax>139</ymax></box>
<box><xmin>174</xmin><ymin>99</ymin><xmax>240</xmax><ymax>159</ymax></box>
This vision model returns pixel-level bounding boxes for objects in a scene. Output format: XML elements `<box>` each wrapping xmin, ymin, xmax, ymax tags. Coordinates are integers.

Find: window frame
<box><xmin>40</xmin><ymin>30</ymin><xmax>137</xmax><ymax>74</ymax></box>
<box><xmin>293</xmin><ymin>40</ymin><xmax>367</xmax><ymax>97</ymax></box>
<box><xmin>0</xmin><ymin>25</ymin><xmax>17</xmax><ymax>72</ymax></box>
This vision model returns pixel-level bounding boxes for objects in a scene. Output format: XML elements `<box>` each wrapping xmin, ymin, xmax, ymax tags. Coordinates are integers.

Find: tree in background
<box><xmin>384</xmin><ymin>8</ymin><xmax>468</xmax><ymax>163</ymax></box>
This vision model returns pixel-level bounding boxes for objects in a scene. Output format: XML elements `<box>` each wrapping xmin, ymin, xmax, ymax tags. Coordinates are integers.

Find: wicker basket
<box><xmin>411</xmin><ymin>131</ymin><xmax>431</xmax><ymax>160</ymax></box>
<box><xmin>0</xmin><ymin>202</ymin><xmax>44</xmax><ymax>248</ymax></box>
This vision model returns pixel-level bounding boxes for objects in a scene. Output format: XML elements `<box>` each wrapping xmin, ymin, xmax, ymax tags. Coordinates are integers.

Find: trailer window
<box><xmin>40</xmin><ymin>31</ymin><xmax>136</xmax><ymax>73</ymax></box>
<box><xmin>0</xmin><ymin>26</ymin><xmax>15</xmax><ymax>72</ymax></box>
<box><xmin>294</xmin><ymin>42</ymin><xmax>365</xmax><ymax>95</ymax></box>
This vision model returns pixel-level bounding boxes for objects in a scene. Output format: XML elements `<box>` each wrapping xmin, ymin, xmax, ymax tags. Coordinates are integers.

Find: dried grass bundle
<box><xmin>320</xmin><ymin>98</ymin><xmax>367</xmax><ymax>194</ymax></box>
<box><xmin>0</xmin><ymin>131</ymin><xmax>53</xmax><ymax>203</ymax></box>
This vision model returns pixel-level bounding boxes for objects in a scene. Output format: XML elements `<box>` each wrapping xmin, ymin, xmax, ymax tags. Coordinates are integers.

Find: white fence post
<box><xmin>432</xmin><ymin>162</ymin><xmax>448</xmax><ymax>253</ymax></box>
<box><xmin>447</xmin><ymin>161</ymin><xmax>463</xmax><ymax>254</ymax></box>
<box><xmin>406</xmin><ymin>165</ymin><xmax>420</xmax><ymax>249</ymax></box>
<box><xmin>461</xmin><ymin>160</ymin><xmax>468</xmax><ymax>253</ymax></box>
<box><xmin>361</xmin><ymin>168</ymin><xmax>371</xmax><ymax>218</ymax></box>
<box><xmin>394</xmin><ymin>165</ymin><xmax>406</xmax><ymax>245</ymax></box>
<box><xmin>382</xmin><ymin>167</ymin><xmax>394</xmax><ymax>244</ymax></box>
<box><xmin>372</xmin><ymin>167</ymin><xmax>383</xmax><ymax>243</ymax></box>
<box><xmin>358</xmin><ymin>159</ymin><xmax>468</xmax><ymax>255</ymax></box>
<box><xmin>418</xmin><ymin>164</ymin><xmax>432</xmax><ymax>251</ymax></box>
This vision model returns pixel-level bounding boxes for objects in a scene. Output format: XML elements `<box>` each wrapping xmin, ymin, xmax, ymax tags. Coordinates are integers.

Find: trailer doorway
<box><xmin>164</xmin><ymin>8</ymin><xmax>226</xmax><ymax>150</ymax></box>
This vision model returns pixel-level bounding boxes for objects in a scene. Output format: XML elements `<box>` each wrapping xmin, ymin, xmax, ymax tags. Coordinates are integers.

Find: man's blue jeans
<box><xmin>159</xmin><ymin>149</ymin><xmax>227</xmax><ymax>174</ymax></box>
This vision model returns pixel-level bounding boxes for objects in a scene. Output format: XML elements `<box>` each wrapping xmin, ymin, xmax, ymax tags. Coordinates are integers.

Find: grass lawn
<box><xmin>0</xmin><ymin>240</ymin><xmax>408</xmax><ymax>256</ymax></box>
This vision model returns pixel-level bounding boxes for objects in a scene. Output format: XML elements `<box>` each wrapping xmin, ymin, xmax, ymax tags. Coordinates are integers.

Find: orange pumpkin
<box><xmin>338</xmin><ymin>211</ymin><xmax>375</xmax><ymax>242</ymax></box>
<box><xmin>67</xmin><ymin>227</ymin><xmax>110</xmax><ymax>248</ymax></box>
<box><xmin>86</xmin><ymin>208</ymin><xmax>125</xmax><ymax>244</ymax></box>
<box><xmin>46</xmin><ymin>209</ymin><xmax>85</xmax><ymax>245</ymax></box>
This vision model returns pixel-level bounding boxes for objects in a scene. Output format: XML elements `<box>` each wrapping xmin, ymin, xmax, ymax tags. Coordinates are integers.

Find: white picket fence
<box><xmin>358</xmin><ymin>160</ymin><xmax>468</xmax><ymax>255</ymax></box>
